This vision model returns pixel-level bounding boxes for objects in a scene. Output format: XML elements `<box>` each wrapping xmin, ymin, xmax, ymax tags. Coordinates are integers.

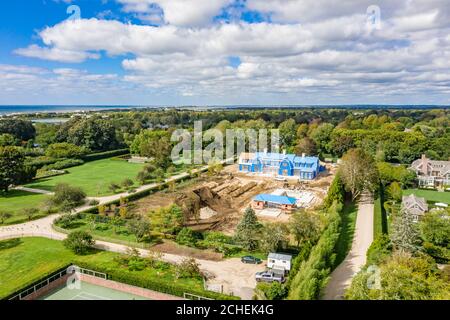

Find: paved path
<box><xmin>13</xmin><ymin>186</ymin><xmax>54</xmax><ymax>195</ymax></box>
<box><xmin>322</xmin><ymin>198</ymin><xmax>374</xmax><ymax>300</ymax></box>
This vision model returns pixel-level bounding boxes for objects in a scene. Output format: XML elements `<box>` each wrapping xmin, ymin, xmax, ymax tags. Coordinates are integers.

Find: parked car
<box><xmin>241</xmin><ymin>256</ymin><xmax>262</xmax><ymax>264</ymax></box>
<box><xmin>255</xmin><ymin>271</ymin><xmax>285</xmax><ymax>283</ymax></box>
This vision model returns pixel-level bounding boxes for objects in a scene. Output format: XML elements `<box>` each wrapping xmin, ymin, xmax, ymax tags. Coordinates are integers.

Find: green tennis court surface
<box><xmin>41</xmin><ymin>281</ymin><xmax>149</xmax><ymax>300</ymax></box>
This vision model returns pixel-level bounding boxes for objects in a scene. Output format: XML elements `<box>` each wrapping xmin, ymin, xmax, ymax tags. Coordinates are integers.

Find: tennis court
<box><xmin>40</xmin><ymin>281</ymin><xmax>149</xmax><ymax>300</ymax></box>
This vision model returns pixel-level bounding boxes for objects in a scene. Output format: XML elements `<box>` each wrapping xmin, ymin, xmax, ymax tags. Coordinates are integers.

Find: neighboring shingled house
<box><xmin>409</xmin><ymin>154</ymin><xmax>450</xmax><ymax>188</ymax></box>
<box><xmin>401</xmin><ymin>194</ymin><xmax>429</xmax><ymax>222</ymax></box>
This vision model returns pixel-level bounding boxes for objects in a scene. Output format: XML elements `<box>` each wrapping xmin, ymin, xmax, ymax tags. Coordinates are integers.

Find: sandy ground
<box><xmin>322</xmin><ymin>201</ymin><xmax>374</xmax><ymax>300</ymax></box>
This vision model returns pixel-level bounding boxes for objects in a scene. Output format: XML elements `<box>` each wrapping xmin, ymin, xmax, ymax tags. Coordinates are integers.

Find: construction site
<box><xmin>129</xmin><ymin>163</ymin><xmax>336</xmax><ymax>235</ymax></box>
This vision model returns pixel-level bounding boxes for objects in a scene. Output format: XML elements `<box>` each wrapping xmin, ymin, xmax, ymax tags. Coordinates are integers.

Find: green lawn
<box><xmin>403</xmin><ymin>189</ymin><xmax>450</xmax><ymax>204</ymax></box>
<box><xmin>0</xmin><ymin>190</ymin><xmax>51</xmax><ymax>225</ymax></box>
<box><xmin>25</xmin><ymin>158</ymin><xmax>146</xmax><ymax>196</ymax></box>
<box><xmin>54</xmin><ymin>215</ymin><xmax>154</xmax><ymax>248</ymax></box>
<box><xmin>334</xmin><ymin>201</ymin><xmax>358</xmax><ymax>267</ymax></box>
<box><xmin>0</xmin><ymin>237</ymin><xmax>208</xmax><ymax>299</ymax></box>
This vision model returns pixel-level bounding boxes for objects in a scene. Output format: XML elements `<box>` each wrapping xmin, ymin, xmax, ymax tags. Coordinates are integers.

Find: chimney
<box><xmin>421</xmin><ymin>154</ymin><xmax>428</xmax><ymax>175</ymax></box>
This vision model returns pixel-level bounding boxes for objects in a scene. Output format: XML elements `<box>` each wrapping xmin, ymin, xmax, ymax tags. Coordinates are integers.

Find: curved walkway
<box><xmin>0</xmin><ymin>158</ymin><xmax>261</xmax><ymax>299</ymax></box>
<box><xmin>322</xmin><ymin>197</ymin><xmax>374</xmax><ymax>300</ymax></box>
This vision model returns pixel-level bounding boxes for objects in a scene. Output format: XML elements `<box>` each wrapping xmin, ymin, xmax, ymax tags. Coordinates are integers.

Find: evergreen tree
<box><xmin>391</xmin><ymin>208</ymin><xmax>422</xmax><ymax>253</ymax></box>
<box><xmin>234</xmin><ymin>207</ymin><xmax>262</xmax><ymax>251</ymax></box>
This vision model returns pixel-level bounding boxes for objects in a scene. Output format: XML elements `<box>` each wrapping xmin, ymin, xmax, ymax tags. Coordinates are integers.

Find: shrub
<box><xmin>366</xmin><ymin>234</ymin><xmax>392</xmax><ymax>265</ymax></box>
<box><xmin>63</xmin><ymin>231</ymin><xmax>95</xmax><ymax>254</ymax></box>
<box><xmin>50</xmin><ymin>183</ymin><xmax>86</xmax><ymax>212</ymax></box>
<box><xmin>176</xmin><ymin>228</ymin><xmax>202</xmax><ymax>247</ymax></box>
<box><xmin>88</xmin><ymin>199</ymin><xmax>100</xmax><ymax>206</ymax></box>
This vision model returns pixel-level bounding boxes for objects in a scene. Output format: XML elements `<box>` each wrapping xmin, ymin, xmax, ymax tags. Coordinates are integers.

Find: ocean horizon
<box><xmin>0</xmin><ymin>104</ymin><xmax>449</xmax><ymax>116</ymax></box>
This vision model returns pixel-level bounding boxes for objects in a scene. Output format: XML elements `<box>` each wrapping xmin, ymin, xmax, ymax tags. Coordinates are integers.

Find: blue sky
<box><xmin>1</xmin><ymin>0</ymin><xmax>450</xmax><ymax>105</ymax></box>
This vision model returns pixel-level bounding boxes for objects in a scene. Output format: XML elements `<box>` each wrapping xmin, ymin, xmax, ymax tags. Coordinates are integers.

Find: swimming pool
<box><xmin>40</xmin><ymin>281</ymin><xmax>150</xmax><ymax>300</ymax></box>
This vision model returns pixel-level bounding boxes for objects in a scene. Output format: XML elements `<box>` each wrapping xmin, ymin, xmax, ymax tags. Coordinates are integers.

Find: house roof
<box><xmin>402</xmin><ymin>194</ymin><xmax>428</xmax><ymax>215</ymax></box>
<box><xmin>410</xmin><ymin>156</ymin><xmax>450</xmax><ymax>176</ymax></box>
<box><xmin>254</xmin><ymin>194</ymin><xmax>297</xmax><ymax>205</ymax></box>
<box><xmin>254</xmin><ymin>152</ymin><xmax>318</xmax><ymax>164</ymax></box>
<box><xmin>268</xmin><ymin>253</ymin><xmax>293</xmax><ymax>261</ymax></box>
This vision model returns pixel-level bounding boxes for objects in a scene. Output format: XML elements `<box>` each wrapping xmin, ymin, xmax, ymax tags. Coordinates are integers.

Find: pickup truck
<box><xmin>255</xmin><ymin>271</ymin><xmax>285</xmax><ymax>283</ymax></box>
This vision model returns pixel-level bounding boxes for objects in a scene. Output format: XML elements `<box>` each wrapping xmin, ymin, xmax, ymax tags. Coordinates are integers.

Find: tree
<box><xmin>0</xmin><ymin>134</ymin><xmax>16</xmax><ymax>147</ymax></box>
<box><xmin>279</xmin><ymin>119</ymin><xmax>297</xmax><ymax>147</ymax></box>
<box><xmin>121</xmin><ymin>178</ymin><xmax>134</xmax><ymax>190</ymax></box>
<box><xmin>49</xmin><ymin>183</ymin><xmax>86</xmax><ymax>211</ymax></box>
<box><xmin>45</xmin><ymin>143</ymin><xmax>87</xmax><ymax>159</ymax></box>
<box><xmin>294</xmin><ymin>138</ymin><xmax>317</xmax><ymax>156</ymax></box>
<box><xmin>289</xmin><ymin>210</ymin><xmax>321</xmax><ymax>247</ymax></box>
<box><xmin>309</xmin><ymin>123</ymin><xmax>334</xmax><ymax>154</ymax></box>
<box><xmin>126</xmin><ymin>219</ymin><xmax>151</xmax><ymax>242</ymax></box>
<box><xmin>330</xmin><ymin>134</ymin><xmax>354</xmax><ymax>157</ymax></box>
<box><xmin>391</xmin><ymin>208</ymin><xmax>422</xmax><ymax>253</ymax></box>
<box><xmin>387</xmin><ymin>182</ymin><xmax>402</xmax><ymax>203</ymax></box>
<box><xmin>0</xmin><ymin>119</ymin><xmax>35</xmax><ymax>141</ymax></box>
<box><xmin>419</xmin><ymin>210</ymin><xmax>450</xmax><ymax>248</ymax></box>
<box><xmin>176</xmin><ymin>227</ymin><xmax>200</xmax><ymax>247</ymax></box>
<box><xmin>63</xmin><ymin>231</ymin><xmax>95</xmax><ymax>254</ymax></box>
<box><xmin>108</xmin><ymin>182</ymin><xmax>120</xmax><ymax>194</ymax></box>
<box><xmin>0</xmin><ymin>211</ymin><xmax>12</xmax><ymax>224</ymax></box>
<box><xmin>60</xmin><ymin>117</ymin><xmax>119</xmax><ymax>151</ymax></box>
<box><xmin>234</xmin><ymin>208</ymin><xmax>262</xmax><ymax>251</ymax></box>
<box><xmin>207</xmin><ymin>161</ymin><xmax>223</xmax><ymax>176</ymax></box>
<box><xmin>0</xmin><ymin>146</ymin><xmax>26</xmax><ymax>192</ymax></box>
<box><xmin>259</xmin><ymin>223</ymin><xmax>288</xmax><ymax>254</ymax></box>
<box><xmin>323</xmin><ymin>173</ymin><xmax>345</xmax><ymax>209</ymax></box>
<box><xmin>346</xmin><ymin>252</ymin><xmax>449</xmax><ymax>300</ymax></box>
<box><xmin>23</xmin><ymin>208</ymin><xmax>39</xmax><ymax>221</ymax></box>
<box><xmin>340</xmin><ymin>149</ymin><xmax>379</xmax><ymax>200</ymax></box>
<box><xmin>175</xmin><ymin>258</ymin><xmax>202</xmax><ymax>279</ymax></box>
<box><xmin>130</xmin><ymin>130</ymin><xmax>172</xmax><ymax>169</ymax></box>
<box><xmin>296</xmin><ymin>123</ymin><xmax>309</xmax><ymax>139</ymax></box>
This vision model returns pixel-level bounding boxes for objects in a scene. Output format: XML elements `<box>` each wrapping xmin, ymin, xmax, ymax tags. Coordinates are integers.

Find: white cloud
<box><xmin>118</xmin><ymin>0</ymin><xmax>233</xmax><ymax>26</ymax></box>
<box><xmin>7</xmin><ymin>0</ymin><xmax>450</xmax><ymax>104</ymax></box>
<box><xmin>14</xmin><ymin>44</ymin><xmax>100</xmax><ymax>63</ymax></box>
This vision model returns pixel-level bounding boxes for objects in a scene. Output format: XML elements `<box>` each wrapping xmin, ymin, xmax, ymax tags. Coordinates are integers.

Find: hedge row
<box><xmin>81</xmin><ymin>149</ymin><xmax>130</xmax><ymax>162</ymax></box>
<box><xmin>287</xmin><ymin>175</ymin><xmax>346</xmax><ymax>300</ymax></box>
<box><xmin>44</xmin><ymin>159</ymin><xmax>84</xmax><ymax>170</ymax></box>
<box><xmin>72</xmin><ymin>260</ymin><xmax>239</xmax><ymax>300</ymax></box>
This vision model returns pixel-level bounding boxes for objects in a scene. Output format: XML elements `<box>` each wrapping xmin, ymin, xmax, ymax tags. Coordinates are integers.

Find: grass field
<box><xmin>0</xmin><ymin>190</ymin><xmax>51</xmax><ymax>225</ymax></box>
<box><xmin>0</xmin><ymin>237</ymin><xmax>206</xmax><ymax>299</ymax></box>
<box><xmin>25</xmin><ymin>158</ymin><xmax>146</xmax><ymax>196</ymax></box>
<box><xmin>403</xmin><ymin>189</ymin><xmax>450</xmax><ymax>204</ymax></box>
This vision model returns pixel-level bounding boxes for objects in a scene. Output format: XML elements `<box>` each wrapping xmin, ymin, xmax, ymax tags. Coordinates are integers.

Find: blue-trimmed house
<box><xmin>239</xmin><ymin>151</ymin><xmax>322</xmax><ymax>180</ymax></box>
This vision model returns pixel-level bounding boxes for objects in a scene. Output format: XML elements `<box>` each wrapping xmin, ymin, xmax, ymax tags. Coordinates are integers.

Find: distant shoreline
<box><xmin>0</xmin><ymin>104</ymin><xmax>449</xmax><ymax>116</ymax></box>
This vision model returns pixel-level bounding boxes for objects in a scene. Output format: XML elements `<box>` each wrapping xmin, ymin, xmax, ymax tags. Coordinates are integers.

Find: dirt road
<box><xmin>322</xmin><ymin>200</ymin><xmax>374</xmax><ymax>300</ymax></box>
